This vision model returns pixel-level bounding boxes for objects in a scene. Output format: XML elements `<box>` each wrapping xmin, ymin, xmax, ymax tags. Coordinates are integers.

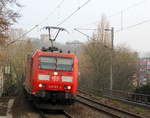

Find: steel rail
<box><xmin>76</xmin><ymin>94</ymin><xmax>145</xmax><ymax>118</ymax></box>
<box><xmin>76</xmin><ymin>98</ymin><xmax>121</xmax><ymax>118</ymax></box>
<box><xmin>39</xmin><ymin>112</ymin><xmax>46</xmax><ymax>118</ymax></box>
<box><xmin>78</xmin><ymin>88</ymin><xmax>150</xmax><ymax>109</ymax></box>
<box><xmin>103</xmin><ymin>95</ymin><xmax>150</xmax><ymax>109</ymax></box>
<box><xmin>37</xmin><ymin>108</ymin><xmax>74</xmax><ymax>118</ymax></box>
<box><xmin>36</xmin><ymin>108</ymin><xmax>47</xmax><ymax>118</ymax></box>
<box><xmin>63</xmin><ymin>110</ymin><xmax>74</xmax><ymax>118</ymax></box>
<box><xmin>32</xmin><ymin>101</ymin><xmax>74</xmax><ymax>118</ymax></box>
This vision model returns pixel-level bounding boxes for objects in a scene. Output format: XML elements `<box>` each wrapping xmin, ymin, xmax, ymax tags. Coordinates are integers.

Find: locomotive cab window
<box><xmin>40</xmin><ymin>56</ymin><xmax>56</xmax><ymax>70</ymax></box>
<box><xmin>57</xmin><ymin>57</ymin><xmax>73</xmax><ymax>71</ymax></box>
<box><xmin>40</xmin><ymin>56</ymin><xmax>73</xmax><ymax>71</ymax></box>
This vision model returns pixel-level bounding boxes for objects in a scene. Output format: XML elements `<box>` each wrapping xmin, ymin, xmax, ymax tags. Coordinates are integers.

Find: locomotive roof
<box><xmin>32</xmin><ymin>50</ymin><xmax>76</xmax><ymax>58</ymax></box>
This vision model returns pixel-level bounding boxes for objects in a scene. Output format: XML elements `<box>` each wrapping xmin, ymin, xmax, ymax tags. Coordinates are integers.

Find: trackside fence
<box><xmin>78</xmin><ymin>87</ymin><xmax>150</xmax><ymax>108</ymax></box>
<box><xmin>102</xmin><ymin>89</ymin><xmax>150</xmax><ymax>105</ymax></box>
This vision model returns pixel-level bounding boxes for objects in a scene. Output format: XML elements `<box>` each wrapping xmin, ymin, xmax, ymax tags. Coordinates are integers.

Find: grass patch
<box><xmin>78</xmin><ymin>90</ymin><xmax>150</xmax><ymax>116</ymax></box>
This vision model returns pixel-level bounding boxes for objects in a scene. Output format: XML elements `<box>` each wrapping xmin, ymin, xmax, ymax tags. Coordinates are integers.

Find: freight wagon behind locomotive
<box><xmin>23</xmin><ymin>26</ymin><xmax>78</xmax><ymax>105</ymax></box>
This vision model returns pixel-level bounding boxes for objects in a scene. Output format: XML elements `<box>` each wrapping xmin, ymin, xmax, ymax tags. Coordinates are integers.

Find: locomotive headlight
<box><xmin>62</xmin><ymin>76</ymin><xmax>73</xmax><ymax>82</ymax></box>
<box><xmin>67</xmin><ymin>86</ymin><xmax>71</xmax><ymax>90</ymax></box>
<box><xmin>39</xmin><ymin>83</ymin><xmax>43</xmax><ymax>88</ymax></box>
<box><xmin>54</xmin><ymin>72</ymin><xmax>58</xmax><ymax>76</ymax></box>
<box><xmin>38</xmin><ymin>74</ymin><xmax>49</xmax><ymax>80</ymax></box>
<box><xmin>64</xmin><ymin>85</ymin><xmax>72</xmax><ymax>90</ymax></box>
<box><xmin>38</xmin><ymin>83</ymin><xmax>46</xmax><ymax>88</ymax></box>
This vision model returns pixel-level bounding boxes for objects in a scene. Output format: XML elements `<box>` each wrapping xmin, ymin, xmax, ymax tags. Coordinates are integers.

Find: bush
<box><xmin>134</xmin><ymin>85</ymin><xmax>150</xmax><ymax>103</ymax></box>
<box><xmin>134</xmin><ymin>85</ymin><xmax>150</xmax><ymax>95</ymax></box>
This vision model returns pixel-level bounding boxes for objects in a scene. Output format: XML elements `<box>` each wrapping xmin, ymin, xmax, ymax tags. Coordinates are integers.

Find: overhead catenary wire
<box><xmin>7</xmin><ymin>0</ymin><xmax>65</xmax><ymax>46</ymax></box>
<box><xmin>7</xmin><ymin>0</ymin><xmax>148</xmax><ymax>46</ymax></box>
<box><xmin>38</xmin><ymin>0</ymin><xmax>65</xmax><ymax>26</ymax></box>
<box><xmin>109</xmin><ymin>0</ymin><xmax>148</xmax><ymax>30</ymax></box>
<box><xmin>75</xmin><ymin>28</ymin><xmax>96</xmax><ymax>31</ymax></box>
<box><xmin>75</xmin><ymin>18</ymin><xmax>150</xmax><ymax>33</ymax></box>
<box><xmin>75</xmin><ymin>0</ymin><xmax>150</xmax><ymax>34</ymax></box>
<box><xmin>116</xmin><ymin>18</ymin><xmax>150</xmax><ymax>33</ymax></box>
<box><xmin>74</xmin><ymin>28</ymin><xmax>90</xmax><ymax>39</ymax></box>
<box><xmin>76</xmin><ymin>0</ymin><xmax>148</xmax><ymax>30</ymax></box>
<box><xmin>74</xmin><ymin>18</ymin><xmax>150</xmax><ymax>40</ymax></box>
<box><xmin>57</xmin><ymin>0</ymin><xmax>91</xmax><ymax>26</ymax></box>
<box><xmin>6</xmin><ymin>25</ymin><xmax>39</xmax><ymax>47</ymax></box>
<box><xmin>109</xmin><ymin>0</ymin><xmax>148</xmax><ymax>18</ymax></box>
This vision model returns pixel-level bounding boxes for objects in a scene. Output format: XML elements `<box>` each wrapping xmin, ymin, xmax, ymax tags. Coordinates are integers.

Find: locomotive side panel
<box><xmin>72</xmin><ymin>57</ymin><xmax>78</xmax><ymax>94</ymax></box>
<box><xmin>24</xmin><ymin>55</ymin><xmax>33</xmax><ymax>94</ymax></box>
<box><xmin>30</xmin><ymin>53</ymin><xmax>43</xmax><ymax>95</ymax></box>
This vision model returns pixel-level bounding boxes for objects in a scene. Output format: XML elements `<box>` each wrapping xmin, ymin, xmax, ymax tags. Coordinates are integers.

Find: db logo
<box><xmin>51</xmin><ymin>76</ymin><xmax>60</xmax><ymax>81</ymax></box>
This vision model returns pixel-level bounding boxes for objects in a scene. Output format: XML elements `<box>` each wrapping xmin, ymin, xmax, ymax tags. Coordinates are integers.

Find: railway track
<box><xmin>76</xmin><ymin>93</ymin><xmax>146</xmax><ymax>118</ymax></box>
<box><xmin>38</xmin><ymin>109</ymin><xmax>74</xmax><ymax>118</ymax></box>
<box><xmin>32</xmin><ymin>102</ymin><xmax>74</xmax><ymax>118</ymax></box>
<box><xmin>78</xmin><ymin>87</ymin><xmax>150</xmax><ymax>109</ymax></box>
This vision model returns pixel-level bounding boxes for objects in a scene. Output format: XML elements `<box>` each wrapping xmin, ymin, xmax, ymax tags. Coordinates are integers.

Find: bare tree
<box><xmin>3</xmin><ymin>40</ymin><xmax>36</xmax><ymax>95</ymax></box>
<box><xmin>113</xmin><ymin>46</ymin><xmax>138</xmax><ymax>91</ymax></box>
<box><xmin>79</xmin><ymin>41</ymin><xmax>110</xmax><ymax>89</ymax></box>
<box><xmin>79</xmin><ymin>16</ymin><xmax>138</xmax><ymax>92</ymax></box>
<box><xmin>0</xmin><ymin>0</ymin><xmax>21</xmax><ymax>22</ymax></box>
<box><xmin>0</xmin><ymin>0</ymin><xmax>21</xmax><ymax>46</ymax></box>
<box><xmin>79</xmin><ymin>15</ymin><xmax>111</xmax><ymax>89</ymax></box>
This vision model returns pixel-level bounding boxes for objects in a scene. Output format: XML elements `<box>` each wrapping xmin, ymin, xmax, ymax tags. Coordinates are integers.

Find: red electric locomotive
<box><xmin>24</xmin><ymin>26</ymin><xmax>78</xmax><ymax>104</ymax></box>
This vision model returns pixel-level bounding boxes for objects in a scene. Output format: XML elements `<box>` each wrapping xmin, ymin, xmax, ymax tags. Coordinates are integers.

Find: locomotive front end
<box><xmin>32</xmin><ymin>52</ymin><xmax>78</xmax><ymax>104</ymax></box>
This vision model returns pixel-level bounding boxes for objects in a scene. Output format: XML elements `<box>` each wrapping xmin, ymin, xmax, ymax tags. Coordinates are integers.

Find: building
<box><xmin>8</xmin><ymin>28</ymin><xmax>25</xmax><ymax>41</ymax></box>
<box><xmin>138</xmin><ymin>57</ymin><xmax>150</xmax><ymax>86</ymax></box>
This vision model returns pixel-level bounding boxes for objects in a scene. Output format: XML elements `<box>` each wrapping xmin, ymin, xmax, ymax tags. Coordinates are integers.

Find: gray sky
<box><xmin>14</xmin><ymin>0</ymin><xmax>150</xmax><ymax>53</ymax></box>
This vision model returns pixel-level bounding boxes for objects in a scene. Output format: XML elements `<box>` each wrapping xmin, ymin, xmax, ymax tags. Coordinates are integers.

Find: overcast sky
<box><xmin>14</xmin><ymin>0</ymin><xmax>150</xmax><ymax>53</ymax></box>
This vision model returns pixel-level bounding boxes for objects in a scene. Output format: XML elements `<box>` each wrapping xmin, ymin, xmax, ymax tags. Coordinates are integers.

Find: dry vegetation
<box><xmin>0</xmin><ymin>0</ymin><xmax>36</xmax><ymax>95</ymax></box>
<box><xmin>1</xmin><ymin>40</ymin><xmax>35</xmax><ymax>95</ymax></box>
<box><xmin>79</xmin><ymin>16</ymin><xmax>138</xmax><ymax>91</ymax></box>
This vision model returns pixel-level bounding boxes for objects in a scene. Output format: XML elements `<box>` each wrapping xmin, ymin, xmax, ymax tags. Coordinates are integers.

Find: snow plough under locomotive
<box><xmin>23</xmin><ymin>26</ymin><xmax>78</xmax><ymax>104</ymax></box>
